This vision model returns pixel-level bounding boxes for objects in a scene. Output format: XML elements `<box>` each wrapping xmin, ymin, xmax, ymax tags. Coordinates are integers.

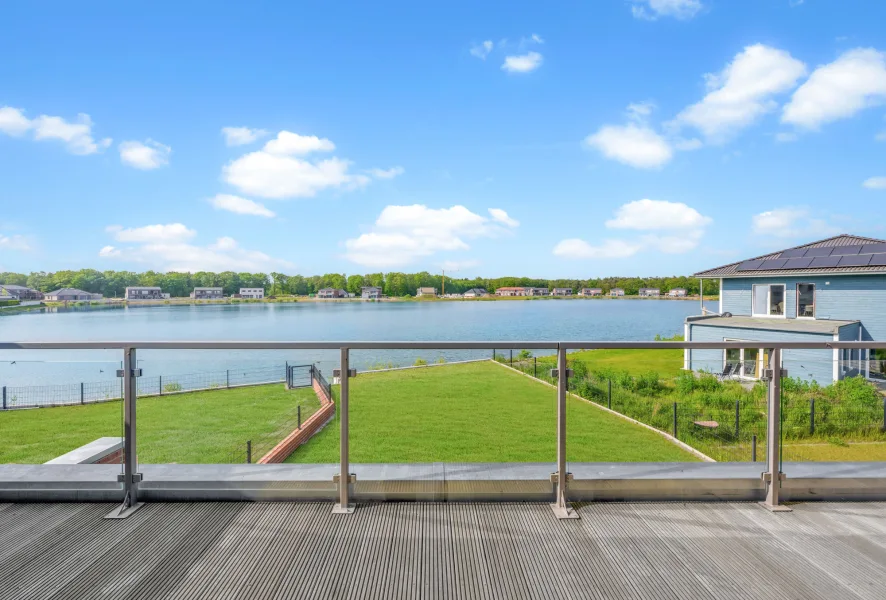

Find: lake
<box><xmin>0</xmin><ymin>300</ymin><xmax>714</xmax><ymax>388</ymax></box>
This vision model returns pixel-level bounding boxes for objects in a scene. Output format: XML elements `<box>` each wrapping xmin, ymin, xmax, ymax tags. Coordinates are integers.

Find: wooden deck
<box><xmin>1</xmin><ymin>501</ymin><xmax>885</xmax><ymax>599</ymax></box>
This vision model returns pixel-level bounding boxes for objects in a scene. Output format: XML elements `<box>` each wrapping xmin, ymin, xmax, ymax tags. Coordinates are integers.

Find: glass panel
<box><xmin>797</xmin><ymin>284</ymin><xmax>815</xmax><ymax>318</ymax></box>
<box><xmin>744</xmin><ymin>348</ymin><xmax>759</xmax><ymax>379</ymax></box>
<box><xmin>753</xmin><ymin>285</ymin><xmax>768</xmax><ymax>316</ymax></box>
<box><xmin>725</xmin><ymin>349</ymin><xmax>741</xmax><ymax>376</ymax></box>
<box><xmin>769</xmin><ymin>286</ymin><xmax>785</xmax><ymax>316</ymax></box>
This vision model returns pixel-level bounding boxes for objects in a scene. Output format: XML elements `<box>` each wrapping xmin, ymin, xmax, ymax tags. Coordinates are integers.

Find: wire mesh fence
<box><xmin>1</xmin><ymin>363</ymin><xmax>312</xmax><ymax>410</ymax></box>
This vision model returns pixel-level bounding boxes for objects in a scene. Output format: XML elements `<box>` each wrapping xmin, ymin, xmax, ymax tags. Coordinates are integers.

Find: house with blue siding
<box><xmin>685</xmin><ymin>234</ymin><xmax>886</xmax><ymax>384</ymax></box>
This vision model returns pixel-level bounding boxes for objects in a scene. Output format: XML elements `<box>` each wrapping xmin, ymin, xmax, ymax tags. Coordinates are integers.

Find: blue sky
<box><xmin>1</xmin><ymin>0</ymin><xmax>885</xmax><ymax>279</ymax></box>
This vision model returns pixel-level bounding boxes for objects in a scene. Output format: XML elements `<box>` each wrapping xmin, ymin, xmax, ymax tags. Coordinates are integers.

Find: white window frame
<box><xmin>723</xmin><ymin>338</ymin><xmax>762</xmax><ymax>380</ymax></box>
<box><xmin>751</xmin><ymin>284</ymin><xmax>787</xmax><ymax>318</ymax></box>
<box><xmin>796</xmin><ymin>283</ymin><xmax>816</xmax><ymax>320</ymax></box>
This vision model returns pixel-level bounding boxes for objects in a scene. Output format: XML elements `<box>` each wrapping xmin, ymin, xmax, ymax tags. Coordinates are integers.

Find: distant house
<box><xmin>610</xmin><ymin>288</ymin><xmax>625</xmax><ymax>297</ymax></box>
<box><xmin>552</xmin><ymin>287</ymin><xmax>573</xmax><ymax>296</ymax></box>
<box><xmin>668</xmin><ymin>288</ymin><xmax>688</xmax><ymax>297</ymax></box>
<box><xmin>416</xmin><ymin>287</ymin><xmax>437</xmax><ymax>297</ymax></box>
<box><xmin>125</xmin><ymin>286</ymin><xmax>165</xmax><ymax>301</ymax></box>
<box><xmin>318</xmin><ymin>288</ymin><xmax>348</xmax><ymax>299</ymax></box>
<box><xmin>45</xmin><ymin>288</ymin><xmax>103</xmax><ymax>302</ymax></box>
<box><xmin>495</xmin><ymin>287</ymin><xmax>526</xmax><ymax>297</ymax></box>
<box><xmin>190</xmin><ymin>287</ymin><xmax>224</xmax><ymax>300</ymax></box>
<box><xmin>463</xmin><ymin>288</ymin><xmax>488</xmax><ymax>298</ymax></box>
<box><xmin>361</xmin><ymin>286</ymin><xmax>383</xmax><ymax>300</ymax></box>
<box><xmin>687</xmin><ymin>233</ymin><xmax>886</xmax><ymax>383</ymax></box>
<box><xmin>0</xmin><ymin>284</ymin><xmax>43</xmax><ymax>301</ymax></box>
<box><xmin>0</xmin><ymin>290</ymin><xmax>13</xmax><ymax>301</ymax></box>
<box><xmin>239</xmin><ymin>288</ymin><xmax>265</xmax><ymax>299</ymax></box>
<box><xmin>527</xmin><ymin>287</ymin><xmax>550</xmax><ymax>296</ymax></box>
<box><xmin>579</xmin><ymin>288</ymin><xmax>602</xmax><ymax>297</ymax></box>
<box><xmin>639</xmin><ymin>288</ymin><xmax>661</xmax><ymax>298</ymax></box>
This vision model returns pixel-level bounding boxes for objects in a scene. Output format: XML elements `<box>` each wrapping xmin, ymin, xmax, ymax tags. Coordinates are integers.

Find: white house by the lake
<box><xmin>686</xmin><ymin>234</ymin><xmax>886</xmax><ymax>384</ymax></box>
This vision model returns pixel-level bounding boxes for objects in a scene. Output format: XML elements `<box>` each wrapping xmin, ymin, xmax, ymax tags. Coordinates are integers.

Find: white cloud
<box><xmin>863</xmin><ymin>176</ymin><xmax>886</xmax><ymax>190</ymax></box>
<box><xmin>605</xmin><ymin>199</ymin><xmax>712</xmax><ymax>230</ymax></box>
<box><xmin>671</xmin><ymin>44</ymin><xmax>807</xmax><ymax>142</ymax></box>
<box><xmin>876</xmin><ymin>131</ymin><xmax>886</xmax><ymax>141</ymax></box>
<box><xmin>631</xmin><ymin>0</ymin><xmax>703</xmax><ymax>20</ymax></box>
<box><xmin>367</xmin><ymin>166</ymin><xmax>405</xmax><ymax>179</ymax></box>
<box><xmin>775</xmin><ymin>132</ymin><xmax>799</xmax><ymax>143</ymax></box>
<box><xmin>782</xmin><ymin>48</ymin><xmax>886</xmax><ymax>129</ymax></box>
<box><xmin>584</xmin><ymin>124</ymin><xmax>673</xmax><ymax>169</ymax></box>
<box><xmin>441</xmin><ymin>259</ymin><xmax>480</xmax><ymax>271</ymax></box>
<box><xmin>99</xmin><ymin>225</ymin><xmax>293</xmax><ymax>272</ymax></box>
<box><xmin>0</xmin><ymin>233</ymin><xmax>30</xmax><ymax>251</ymax></box>
<box><xmin>222</xmin><ymin>130</ymin><xmax>372</xmax><ymax>199</ymax></box>
<box><xmin>0</xmin><ymin>107</ymin><xmax>111</xmax><ymax>155</ymax></box>
<box><xmin>344</xmin><ymin>204</ymin><xmax>518</xmax><ymax>268</ymax></box>
<box><xmin>470</xmin><ymin>40</ymin><xmax>493</xmax><ymax>60</ymax></box>
<box><xmin>209</xmin><ymin>194</ymin><xmax>276</xmax><ymax>218</ymax></box>
<box><xmin>553</xmin><ymin>238</ymin><xmax>643</xmax><ymax>259</ymax></box>
<box><xmin>221</xmin><ymin>126</ymin><xmax>269</xmax><ymax>146</ymax></box>
<box><xmin>626</xmin><ymin>101</ymin><xmax>655</xmax><ymax>122</ymax></box>
<box><xmin>263</xmin><ymin>131</ymin><xmax>335</xmax><ymax>155</ymax></box>
<box><xmin>673</xmin><ymin>137</ymin><xmax>703</xmax><ymax>150</ymax></box>
<box><xmin>488</xmin><ymin>208</ymin><xmax>519</xmax><ymax>227</ymax></box>
<box><xmin>119</xmin><ymin>139</ymin><xmax>171</xmax><ymax>170</ymax></box>
<box><xmin>109</xmin><ymin>223</ymin><xmax>196</xmax><ymax>243</ymax></box>
<box><xmin>751</xmin><ymin>207</ymin><xmax>839</xmax><ymax>238</ymax></box>
<box><xmin>501</xmin><ymin>52</ymin><xmax>543</xmax><ymax>73</ymax></box>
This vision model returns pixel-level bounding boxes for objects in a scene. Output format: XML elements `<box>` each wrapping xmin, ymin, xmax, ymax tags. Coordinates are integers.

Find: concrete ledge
<box><xmin>3</xmin><ymin>462</ymin><xmax>886</xmax><ymax>503</ymax></box>
<box><xmin>44</xmin><ymin>437</ymin><xmax>123</xmax><ymax>465</ymax></box>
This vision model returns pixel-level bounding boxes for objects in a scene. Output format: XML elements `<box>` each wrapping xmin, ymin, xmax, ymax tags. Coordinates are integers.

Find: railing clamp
<box><xmin>116</xmin><ymin>368</ymin><xmax>143</xmax><ymax>378</ymax></box>
<box><xmin>761</xmin><ymin>472</ymin><xmax>786</xmax><ymax>484</ymax></box>
<box><xmin>333</xmin><ymin>473</ymin><xmax>357</xmax><ymax>484</ymax></box>
<box><xmin>550</xmin><ymin>369</ymin><xmax>574</xmax><ymax>378</ymax></box>
<box><xmin>117</xmin><ymin>473</ymin><xmax>143</xmax><ymax>483</ymax></box>
<box><xmin>549</xmin><ymin>472</ymin><xmax>574</xmax><ymax>484</ymax></box>
<box><xmin>760</xmin><ymin>368</ymin><xmax>788</xmax><ymax>381</ymax></box>
<box><xmin>333</xmin><ymin>368</ymin><xmax>357</xmax><ymax>378</ymax></box>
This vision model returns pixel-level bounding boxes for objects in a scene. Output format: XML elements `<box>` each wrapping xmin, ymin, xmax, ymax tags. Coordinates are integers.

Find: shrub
<box><xmin>435</xmin><ymin>357</ymin><xmax>446</xmax><ymax>364</ymax></box>
<box><xmin>163</xmin><ymin>382</ymin><xmax>183</xmax><ymax>393</ymax></box>
<box><xmin>517</xmin><ymin>349</ymin><xmax>533</xmax><ymax>360</ymax></box>
<box><xmin>413</xmin><ymin>358</ymin><xmax>428</xmax><ymax>366</ymax></box>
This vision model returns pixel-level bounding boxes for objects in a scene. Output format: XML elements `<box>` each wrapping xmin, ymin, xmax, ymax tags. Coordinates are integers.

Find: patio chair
<box><xmin>717</xmin><ymin>363</ymin><xmax>735</xmax><ymax>381</ymax></box>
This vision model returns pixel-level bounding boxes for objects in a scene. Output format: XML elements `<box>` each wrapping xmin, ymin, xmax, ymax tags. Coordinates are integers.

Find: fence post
<box><xmin>673</xmin><ymin>402</ymin><xmax>678</xmax><ymax>438</ymax></box>
<box><xmin>159</xmin><ymin>375</ymin><xmax>162</xmax><ymax>395</ymax></box>
<box><xmin>510</xmin><ymin>349</ymin><xmax>513</xmax><ymax>366</ymax></box>
<box><xmin>492</xmin><ymin>349</ymin><xmax>495</xmax><ymax>361</ymax></box>
<box><xmin>333</xmin><ymin>347</ymin><xmax>355</xmax><ymax>514</ymax></box>
<box><xmin>810</xmin><ymin>398</ymin><xmax>815</xmax><ymax>435</ymax></box>
<box><xmin>2</xmin><ymin>386</ymin><xmax>5</xmax><ymax>410</ymax></box>
<box><xmin>226</xmin><ymin>369</ymin><xmax>230</xmax><ymax>389</ymax></box>
<box><xmin>106</xmin><ymin>346</ymin><xmax>143</xmax><ymax>519</ymax></box>
<box><xmin>752</xmin><ymin>434</ymin><xmax>757</xmax><ymax>462</ymax></box>
<box><xmin>285</xmin><ymin>361</ymin><xmax>289</xmax><ymax>388</ymax></box>
<box><xmin>247</xmin><ymin>440</ymin><xmax>252</xmax><ymax>464</ymax></box>
<box><xmin>735</xmin><ymin>400</ymin><xmax>740</xmax><ymax>438</ymax></box>
<box><xmin>608</xmin><ymin>379</ymin><xmax>612</xmax><ymax>410</ymax></box>
<box><xmin>81</xmin><ymin>382</ymin><xmax>84</xmax><ymax>405</ymax></box>
<box><xmin>298</xmin><ymin>405</ymin><xmax>302</xmax><ymax>429</ymax></box>
<box><xmin>882</xmin><ymin>398</ymin><xmax>885</xmax><ymax>432</ymax></box>
<box><xmin>761</xmin><ymin>347</ymin><xmax>789</xmax><ymax>511</ymax></box>
<box><xmin>551</xmin><ymin>345</ymin><xmax>578</xmax><ymax>519</ymax></box>
<box><xmin>534</xmin><ymin>356</ymin><xmax>537</xmax><ymax>378</ymax></box>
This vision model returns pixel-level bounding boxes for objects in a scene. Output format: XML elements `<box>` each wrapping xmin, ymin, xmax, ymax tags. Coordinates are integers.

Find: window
<box><xmin>797</xmin><ymin>283</ymin><xmax>815</xmax><ymax>318</ymax></box>
<box><xmin>723</xmin><ymin>341</ymin><xmax>760</xmax><ymax>379</ymax></box>
<box><xmin>870</xmin><ymin>349</ymin><xmax>886</xmax><ymax>381</ymax></box>
<box><xmin>752</xmin><ymin>284</ymin><xmax>786</xmax><ymax>317</ymax></box>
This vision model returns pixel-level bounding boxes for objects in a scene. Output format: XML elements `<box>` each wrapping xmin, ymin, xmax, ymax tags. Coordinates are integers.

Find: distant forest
<box><xmin>0</xmin><ymin>269</ymin><xmax>720</xmax><ymax>298</ymax></box>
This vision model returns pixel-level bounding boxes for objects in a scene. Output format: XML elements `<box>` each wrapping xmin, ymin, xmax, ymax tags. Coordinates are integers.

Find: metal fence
<box><xmin>1</xmin><ymin>363</ymin><xmax>313</xmax><ymax>410</ymax></box>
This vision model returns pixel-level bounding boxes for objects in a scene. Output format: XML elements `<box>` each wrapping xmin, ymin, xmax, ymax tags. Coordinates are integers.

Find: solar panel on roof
<box><xmin>831</xmin><ymin>245</ymin><xmax>863</xmax><ymax>255</ymax></box>
<box><xmin>805</xmin><ymin>247</ymin><xmax>834</xmax><ymax>257</ymax></box>
<box><xmin>810</xmin><ymin>256</ymin><xmax>841</xmax><ymax>268</ymax></box>
<box><xmin>737</xmin><ymin>260</ymin><xmax>764</xmax><ymax>271</ymax></box>
<box><xmin>861</xmin><ymin>243</ymin><xmax>886</xmax><ymax>254</ymax></box>
<box><xmin>869</xmin><ymin>254</ymin><xmax>886</xmax><ymax>266</ymax></box>
<box><xmin>837</xmin><ymin>254</ymin><xmax>873</xmax><ymax>267</ymax></box>
<box><xmin>778</xmin><ymin>248</ymin><xmax>808</xmax><ymax>259</ymax></box>
<box><xmin>759</xmin><ymin>259</ymin><xmax>789</xmax><ymax>270</ymax></box>
<box><xmin>783</xmin><ymin>257</ymin><xmax>814</xmax><ymax>269</ymax></box>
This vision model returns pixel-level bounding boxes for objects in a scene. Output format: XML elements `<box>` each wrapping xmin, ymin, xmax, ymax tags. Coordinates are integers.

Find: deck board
<box><xmin>0</xmin><ymin>502</ymin><xmax>884</xmax><ymax>599</ymax></box>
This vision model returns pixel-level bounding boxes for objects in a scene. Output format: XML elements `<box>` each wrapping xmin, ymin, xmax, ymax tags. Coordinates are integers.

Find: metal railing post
<box><xmin>672</xmin><ymin>402</ymin><xmax>678</xmax><ymax>438</ymax></box>
<box><xmin>810</xmin><ymin>398</ymin><xmax>815</xmax><ymax>435</ymax></box>
<box><xmin>333</xmin><ymin>347</ymin><xmax>355</xmax><ymax>514</ymax></box>
<box><xmin>761</xmin><ymin>347</ymin><xmax>790</xmax><ymax>512</ymax></box>
<box><xmin>226</xmin><ymin>369</ymin><xmax>230</xmax><ymax>388</ymax></box>
<box><xmin>2</xmin><ymin>386</ymin><xmax>5</xmax><ymax>410</ymax></box>
<box><xmin>106</xmin><ymin>346</ymin><xmax>144</xmax><ymax>519</ymax></box>
<box><xmin>80</xmin><ymin>382</ymin><xmax>84</xmax><ymax>404</ymax></box>
<box><xmin>551</xmin><ymin>345</ymin><xmax>578</xmax><ymax>519</ymax></box>
<box><xmin>247</xmin><ymin>440</ymin><xmax>252</xmax><ymax>464</ymax></box>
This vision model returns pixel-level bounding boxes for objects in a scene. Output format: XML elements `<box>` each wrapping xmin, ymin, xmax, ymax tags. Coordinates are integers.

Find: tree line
<box><xmin>0</xmin><ymin>269</ymin><xmax>719</xmax><ymax>298</ymax></box>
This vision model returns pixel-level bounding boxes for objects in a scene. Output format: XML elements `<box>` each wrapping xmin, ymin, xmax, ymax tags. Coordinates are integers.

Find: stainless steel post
<box><xmin>106</xmin><ymin>346</ymin><xmax>144</xmax><ymax>519</ymax></box>
<box><xmin>333</xmin><ymin>347</ymin><xmax>355</xmax><ymax>514</ymax></box>
<box><xmin>761</xmin><ymin>347</ymin><xmax>790</xmax><ymax>512</ymax></box>
<box><xmin>551</xmin><ymin>346</ymin><xmax>578</xmax><ymax>519</ymax></box>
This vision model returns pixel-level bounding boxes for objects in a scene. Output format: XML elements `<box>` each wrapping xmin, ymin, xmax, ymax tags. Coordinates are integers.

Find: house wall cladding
<box><xmin>721</xmin><ymin>274</ymin><xmax>886</xmax><ymax>340</ymax></box>
<box><xmin>687</xmin><ymin>324</ymin><xmax>835</xmax><ymax>384</ymax></box>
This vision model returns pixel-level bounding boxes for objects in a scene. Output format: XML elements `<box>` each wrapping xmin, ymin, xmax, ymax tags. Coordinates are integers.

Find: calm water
<box><xmin>0</xmin><ymin>300</ymin><xmax>713</xmax><ymax>387</ymax></box>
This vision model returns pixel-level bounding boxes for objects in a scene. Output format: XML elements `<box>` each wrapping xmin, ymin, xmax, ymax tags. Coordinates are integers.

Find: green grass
<box><xmin>0</xmin><ymin>385</ymin><xmax>319</xmax><ymax>464</ymax></box>
<box><xmin>534</xmin><ymin>348</ymin><xmax>684</xmax><ymax>378</ymax></box>
<box><xmin>287</xmin><ymin>361</ymin><xmax>697</xmax><ymax>463</ymax></box>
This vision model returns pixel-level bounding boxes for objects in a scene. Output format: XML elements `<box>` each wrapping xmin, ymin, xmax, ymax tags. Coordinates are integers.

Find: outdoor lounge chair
<box><xmin>717</xmin><ymin>363</ymin><xmax>736</xmax><ymax>380</ymax></box>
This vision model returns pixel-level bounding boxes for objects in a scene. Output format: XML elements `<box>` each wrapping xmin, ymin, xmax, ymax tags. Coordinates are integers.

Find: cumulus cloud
<box><xmin>782</xmin><ymin>48</ymin><xmax>886</xmax><ymax>130</ymax></box>
<box><xmin>366</xmin><ymin>166</ymin><xmax>405</xmax><ymax>179</ymax></box>
<box><xmin>343</xmin><ymin>204</ymin><xmax>518</xmax><ymax>268</ymax></box>
<box><xmin>584</xmin><ymin>124</ymin><xmax>673</xmax><ymax>169</ymax></box>
<box><xmin>99</xmin><ymin>224</ymin><xmax>293</xmax><ymax>272</ymax></box>
<box><xmin>209</xmin><ymin>194</ymin><xmax>276</xmax><ymax>218</ymax></box>
<box><xmin>0</xmin><ymin>233</ymin><xmax>30</xmax><ymax>251</ymax></box>
<box><xmin>119</xmin><ymin>139</ymin><xmax>171</xmax><ymax>170</ymax></box>
<box><xmin>0</xmin><ymin>107</ymin><xmax>111</xmax><ymax>155</ymax></box>
<box><xmin>863</xmin><ymin>176</ymin><xmax>886</xmax><ymax>190</ymax></box>
<box><xmin>671</xmin><ymin>44</ymin><xmax>807</xmax><ymax>142</ymax></box>
<box><xmin>221</xmin><ymin>126</ymin><xmax>269</xmax><ymax>146</ymax></box>
<box><xmin>631</xmin><ymin>0</ymin><xmax>704</xmax><ymax>20</ymax></box>
<box><xmin>501</xmin><ymin>52</ymin><xmax>543</xmax><ymax>73</ymax></box>
<box><xmin>553</xmin><ymin>199</ymin><xmax>711</xmax><ymax>260</ymax></box>
<box><xmin>751</xmin><ymin>207</ymin><xmax>839</xmax><ymax>238</ymax></box>
<box><xmin>222</xmin><ymin>130</ymin><xmax>373</xmax><ymax>199</ymax></box>
<box><xmin>470</xmin><ymin>40</ymin><xmax>493</xmax><ymax>59</ymax></box>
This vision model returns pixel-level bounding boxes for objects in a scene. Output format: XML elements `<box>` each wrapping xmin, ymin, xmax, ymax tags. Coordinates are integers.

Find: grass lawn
<box><xmin>287</xmin><ymin>361</ymin><xmax>698</xmax><ymax>463</ymax></box>
<box><xmin>0</xmin><ymin>385</ymin><xmax>319</xmax><ymax>464</ymax></box>
<box><xmin>534</xmin><ymin>348</ymin><xmax>684</xmax><ymax>378</ymax></box>
<box><xmin>782</xmin><ymin>441</ymin><xmax>886</xmax><ymax>462</ymax></box>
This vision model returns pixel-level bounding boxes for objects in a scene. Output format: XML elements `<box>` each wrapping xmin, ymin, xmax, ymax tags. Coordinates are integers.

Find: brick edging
<box><xmin>257</xmin><ymin>379</ymin><xmax>335</xmax><ymax>463</ymax></box>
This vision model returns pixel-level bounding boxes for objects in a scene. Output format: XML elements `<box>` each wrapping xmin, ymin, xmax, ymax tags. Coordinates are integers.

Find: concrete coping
<box><xmin>44</xmin><ymin>437</ymin><xmax>123</xmax><ymax>465</ymax></box>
